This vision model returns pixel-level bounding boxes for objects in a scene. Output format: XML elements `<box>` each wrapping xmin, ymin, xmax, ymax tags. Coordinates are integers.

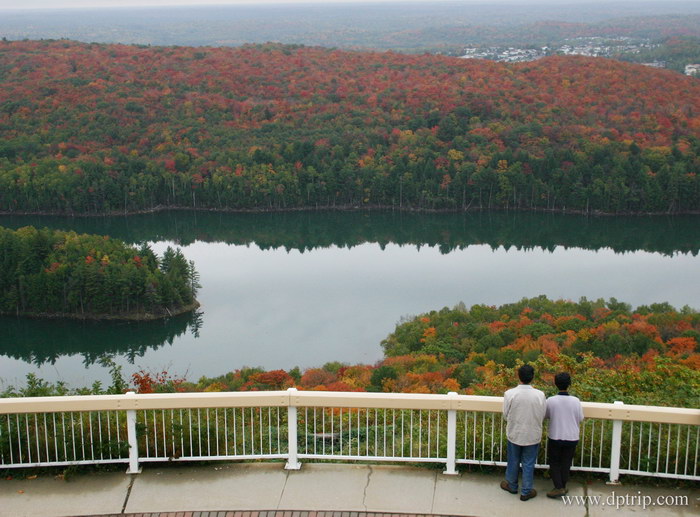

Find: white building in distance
<box><xmin>685</xmin><ymin>64</ymin><xmax>700</xmax><ymax>76</ymax></box>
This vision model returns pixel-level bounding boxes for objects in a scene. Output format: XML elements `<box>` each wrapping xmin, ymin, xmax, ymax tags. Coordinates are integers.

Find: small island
<box><xmin>0</xmin><ymin>225</ymin><xmax>199</xmax><ymax>320</ymax></box>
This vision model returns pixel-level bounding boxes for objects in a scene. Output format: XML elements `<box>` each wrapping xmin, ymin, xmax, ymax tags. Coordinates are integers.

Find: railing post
<box><xmin>607</xmin><ymin>400</ymin><xmax>623</xmax><ymax>485</ymax></box>
<box><xmin>285</xmin><ymin>387</ymin><xmax>301</xmax><ymax>470</ymax></box>
<box><xmin>125</xmin><ymin>391</ymin><xmax>141</xmax><ymax>474</ymax></box>
<box><xmin>443</xmin><ymin>391</ymin><xmax>458</xmax><ymax>475</ymax></box>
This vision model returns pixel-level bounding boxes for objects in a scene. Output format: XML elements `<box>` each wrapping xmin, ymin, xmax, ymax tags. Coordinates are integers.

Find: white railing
<box><xmin>0</xmin><ymin>389</ymin><xmax>698</xmax><ymax>483</ymax></box>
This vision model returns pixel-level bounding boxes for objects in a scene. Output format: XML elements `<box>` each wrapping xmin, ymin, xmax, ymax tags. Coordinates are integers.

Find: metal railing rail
<box><xmin>1</xmin><ymin>389</ymin><xmax>698</xmax><ymax>483</ymax></box>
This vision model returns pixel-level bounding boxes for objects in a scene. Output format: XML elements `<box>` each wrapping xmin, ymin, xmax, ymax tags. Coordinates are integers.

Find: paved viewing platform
<box><xmin>1</xmin><ymin>463</ymin><xmax>698</xmax><ymax>517</ymax></box>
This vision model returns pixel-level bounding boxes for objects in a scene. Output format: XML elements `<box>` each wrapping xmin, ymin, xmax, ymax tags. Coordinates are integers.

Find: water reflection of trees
<box><xmin>0</xmin><ymin>310</ymin><xmax>202</xmax><ymax>367</ymax></box>
<box><xmin>1</xmin><ymin>210</ymin><xmax>698</xmax><ymax>256</ymax></box>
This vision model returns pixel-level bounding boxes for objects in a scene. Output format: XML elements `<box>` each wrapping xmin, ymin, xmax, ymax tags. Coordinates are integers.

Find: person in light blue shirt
<box><xmin>500</xmin><ymin>364</ymin><xmax>546</xmax><ymax>501</ymax></box>
<box><xmin>544</xmin><ymin>372</ymin><xmax>584</xmax><ymax>498</ymax></box>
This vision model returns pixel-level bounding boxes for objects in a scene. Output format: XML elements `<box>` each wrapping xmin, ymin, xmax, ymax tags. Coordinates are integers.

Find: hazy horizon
<box><xmin>0</xmin><ymin>0</ymin><xmax>688</xmax><ymax>10</ymax></box>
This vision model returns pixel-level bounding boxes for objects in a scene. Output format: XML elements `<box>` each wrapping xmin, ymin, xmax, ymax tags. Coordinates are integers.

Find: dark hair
<box><xmin>554</xmin><ymin>372</ymin><xmax>571</xmax><ymax>391</ymax></box>
<box><xmin>518</xmin><ymin>364</ymin><xmax>535</xmax><ymax>384</ymax></box>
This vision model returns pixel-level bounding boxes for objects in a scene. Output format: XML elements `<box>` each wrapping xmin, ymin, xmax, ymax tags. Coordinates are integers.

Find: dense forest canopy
<box><xmin>1</xmin><ymin>40</ymin><xmax>700</xmax><ymax>214</ymax></box>
<box><xmin>0</xmin><ymin>225</ymin><xmax>199</xmax><ymax>318</ymax></box>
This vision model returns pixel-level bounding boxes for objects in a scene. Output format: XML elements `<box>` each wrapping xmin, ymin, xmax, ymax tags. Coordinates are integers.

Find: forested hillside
<box><xmin>1</xmin><ymin>40</ymin><xmax>700</xmax><ymax>214</ymax></box>
<box><xmin>0</xmin><ymin>226</ymin><xmax>199</xmax><ymax>319</ymax></box>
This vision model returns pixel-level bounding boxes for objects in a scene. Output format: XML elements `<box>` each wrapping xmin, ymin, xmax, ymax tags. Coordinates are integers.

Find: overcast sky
<box><xmin>0</xmin><ymin>0</ymin><xmax>655</xmax><ymax>10</ymax></box>
<box><xmin>6</xmin><ymin>0</ymin><xmax>464</xmax><ymax>9</ymax></box>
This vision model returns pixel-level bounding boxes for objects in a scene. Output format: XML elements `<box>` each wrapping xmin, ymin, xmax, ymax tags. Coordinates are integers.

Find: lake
<box><xmin>1</xmin><ymin>210</ymin><xmax>699</xmax><ymax>389</ymax></box>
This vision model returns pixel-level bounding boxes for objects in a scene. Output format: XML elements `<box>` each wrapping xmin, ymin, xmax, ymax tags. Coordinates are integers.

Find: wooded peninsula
<box><xmin>1</xmin><ymin>40</ymin><xmax>700</xmax><ymax>215</ymax></box>
<box><xmin>0</xmin><ymin>225</ymin><xmax>199</xmax><ymax>320</ymax></box>
<box><xmin>192</xmin><ymin>296</ymin><xmax>698</xmax><ymax>408</ymax></box>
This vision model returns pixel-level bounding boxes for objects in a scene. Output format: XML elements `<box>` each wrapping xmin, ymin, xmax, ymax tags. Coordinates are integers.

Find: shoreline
<box><xmin>1</xmin><ymin>204</ymin><xmax>699</xmax><ymax>219</ymax></box>
<box><xmin>0</xmin><ymin>301</ymin><xmax>200</xmax><ymax>322</ymax></box>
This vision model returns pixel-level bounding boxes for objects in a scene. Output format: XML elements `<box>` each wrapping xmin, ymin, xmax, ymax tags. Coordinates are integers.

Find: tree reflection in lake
<box><xmin>1</xmin><ymin>210</ymin><xmax>698</xmax><ymax>256</ymax></box>
<box><xmin>0</xmin><ymin>310</ymin><xmax>202</xmax><ymax>367</ymax></box>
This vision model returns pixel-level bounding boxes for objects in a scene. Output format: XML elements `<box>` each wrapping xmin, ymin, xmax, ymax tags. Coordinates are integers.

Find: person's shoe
<box><xmin>547</xmin><ymin>488</ymin><xmax>567</xmax><ymax>498</ymax></box>
<box><xmin>520</xmin><ymin>489</ymin><xmax>537</xmax><ymax>501</ymax></box>
<box><xmin>500</xmin><ymin>480</ymin><xmax>518</xmax><ymax>494</ymax></box>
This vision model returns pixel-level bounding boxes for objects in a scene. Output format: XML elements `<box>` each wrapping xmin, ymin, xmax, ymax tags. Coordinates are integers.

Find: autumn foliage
<box><xmin>1</xmin><ymin>40</ymin><xmax>700</xmax><ymax>214</ymax></box>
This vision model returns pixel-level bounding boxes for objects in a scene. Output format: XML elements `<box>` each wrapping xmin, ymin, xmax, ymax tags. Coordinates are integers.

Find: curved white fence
<box><xmin>1</xmin><ymin>389</ymin><xmax>698</xmax><ymax>483</ymax></box>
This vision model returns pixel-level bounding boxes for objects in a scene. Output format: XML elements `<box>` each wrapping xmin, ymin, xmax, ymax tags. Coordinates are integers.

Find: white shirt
<box><xmin>503</xmin><ymin>384</ymin><xmax>547</xmax><ymax>446</ymax></box>
<box><xmin>545</xmin><ymin>393</ymin><xmax>584</xmax><ymax>441</ymax></box>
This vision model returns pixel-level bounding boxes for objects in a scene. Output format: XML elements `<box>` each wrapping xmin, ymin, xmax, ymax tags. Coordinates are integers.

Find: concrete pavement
<box><xmin>0</xmin><ymin>462</ymin><xmax>698</xmax><ymax>517</ymax></box>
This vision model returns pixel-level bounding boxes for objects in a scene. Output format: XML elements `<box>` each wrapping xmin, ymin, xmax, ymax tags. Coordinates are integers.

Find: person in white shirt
<box><xmin>544</xmin><ymin>372</ymin><xmax>584</xmax><ymax>498</ymax></box>
<box><xmin>500</xmin><ymin>364</ymin><xmax>546</xmax><ymax>501</ymax></box>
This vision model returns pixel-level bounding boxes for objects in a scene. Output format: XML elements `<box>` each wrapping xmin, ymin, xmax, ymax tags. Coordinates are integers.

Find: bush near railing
<box><xmin>0</xmin><ymin>390</ymin><xmax>698</xmax><ymax>482</ymax></box>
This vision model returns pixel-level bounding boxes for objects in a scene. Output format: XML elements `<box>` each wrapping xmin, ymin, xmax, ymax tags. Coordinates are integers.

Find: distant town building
<box><xmin>459</xmin><ymin>37</ymin><xmax>657</xmax><ymax>65</ymax></box>
<box><xmin>641</xmin><ymin>62</ymin><xmax>666</xmax><ymax>69</ymax></box>
<box><xmin>685</xmin><ymin>64</ymin><xmax>700</xmax><ymax>76</ymax></box>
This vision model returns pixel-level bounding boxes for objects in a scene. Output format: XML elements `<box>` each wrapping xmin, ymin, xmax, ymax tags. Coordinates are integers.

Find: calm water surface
<box><xmin>1</xmin><ymin>211</ymin><xmax>699</xmax><ymax>388</ymax></box>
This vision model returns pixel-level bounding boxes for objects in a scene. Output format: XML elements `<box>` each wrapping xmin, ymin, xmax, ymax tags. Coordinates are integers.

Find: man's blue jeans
<box><xmin>505</xmin><ymin>440</ymin><xmax>539</xmax><ymax>496</ymax></box>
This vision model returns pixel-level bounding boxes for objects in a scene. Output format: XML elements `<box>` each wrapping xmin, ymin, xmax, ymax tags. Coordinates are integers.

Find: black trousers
<box><xmin>548</xmin><ymin>438</ymin><xmax>578</xmax><ymax>489</ymax></box>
